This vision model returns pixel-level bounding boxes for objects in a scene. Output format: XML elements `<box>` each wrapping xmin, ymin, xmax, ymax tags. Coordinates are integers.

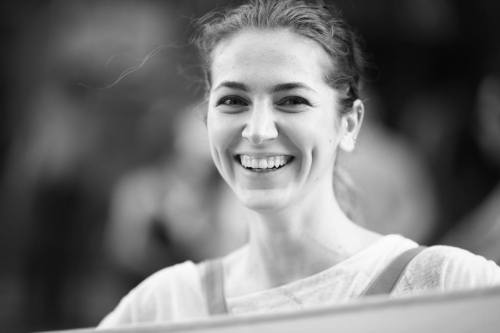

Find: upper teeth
<box><xmin>239</xmin><ymin>155</ymin><xmax>290</xmax><ymax>169</ymax></box>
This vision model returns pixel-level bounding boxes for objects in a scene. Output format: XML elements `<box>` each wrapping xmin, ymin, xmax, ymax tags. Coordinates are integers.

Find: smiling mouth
<box><xmin>235</xmin><ymin>154</ymin><xmax>294</xmax><ymax>172</ymax></box>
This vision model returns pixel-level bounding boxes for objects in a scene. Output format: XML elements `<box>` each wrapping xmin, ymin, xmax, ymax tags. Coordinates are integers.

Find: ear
<box><xmin>339</xmin><ymin>99</ymin><xmax>364</xmax><ymax>152</ymax></box>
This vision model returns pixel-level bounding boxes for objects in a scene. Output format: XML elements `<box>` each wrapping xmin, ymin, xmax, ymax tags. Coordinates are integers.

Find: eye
<box><xmin>279</xmin><ymin>96</ymin><xmax>311</xmax><ymax>106</ymax></box>
<box><xmin>216</xmin><ymin>95</ymin><xmax>249</xmax><ymax>107</ymax></box>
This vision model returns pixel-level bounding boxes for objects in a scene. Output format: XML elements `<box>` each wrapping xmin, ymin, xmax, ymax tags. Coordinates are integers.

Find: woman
<box><xmin>99</xmin><ymin>0</ymin><xmax>500</xmax><ymax>327</ymax></box>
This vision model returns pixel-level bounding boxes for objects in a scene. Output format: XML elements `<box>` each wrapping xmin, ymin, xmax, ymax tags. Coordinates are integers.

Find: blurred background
<box><xmin>1</xmin><ymin>0</ymin><xmax>499</xmax><ymax>331</ymax></box>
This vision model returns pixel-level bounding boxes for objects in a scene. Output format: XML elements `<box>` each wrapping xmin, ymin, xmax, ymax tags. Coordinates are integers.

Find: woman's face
<box><xmin>207</xmin><ymin>29</ymin><xmax>349</xmax><ymax>211</ymax></box>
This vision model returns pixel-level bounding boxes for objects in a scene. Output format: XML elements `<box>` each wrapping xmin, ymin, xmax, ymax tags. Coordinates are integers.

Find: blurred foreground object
<box><xmin>45</xmin><ymin>286</ymin><xmax>500</xmax><ymax>333</ymax></box>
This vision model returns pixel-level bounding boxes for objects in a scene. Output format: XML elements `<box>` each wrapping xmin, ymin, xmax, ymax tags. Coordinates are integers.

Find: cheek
<box><xmin>289</xmin><ymin>112</ymin><xmax>339</xmax><ymax>150</ymax></box>
<box><xmin>206</xmin><ymin>111</ymin><xmax>238</xmax><ymax>157</ymax></box>
<box><xmin>206</xmin><ymin>112</ymin><xmax>229</xmax><ymax>178</ymax></box>
<box><xmin>321</xmin><ymin>111</ymin><xmax>342</xmax><ymax>148</ymax></box>
<box><xmin>206</xmin><ymin>112</ymin><xmax>222</xmax><ymax>153</ymax></box>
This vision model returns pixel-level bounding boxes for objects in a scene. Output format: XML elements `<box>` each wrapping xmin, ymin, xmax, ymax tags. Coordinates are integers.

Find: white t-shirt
<box><xmin>98</xmin><ymin>235</ymin><xmax>500</xmax><ymax>328</ymax></box>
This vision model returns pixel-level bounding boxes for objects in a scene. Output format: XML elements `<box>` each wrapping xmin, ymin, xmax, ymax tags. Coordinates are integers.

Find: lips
<box><xmin>235</xmin><ymin>154</ymin><xmax>294</xmax><ymax>172</ymax></box>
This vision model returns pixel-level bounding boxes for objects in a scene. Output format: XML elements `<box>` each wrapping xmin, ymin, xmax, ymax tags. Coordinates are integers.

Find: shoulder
<box><xmin>394</xmin><ymin>245</ymin><xmax>500</xmax><ymax>295</ymax></box>
<box><xmin>99</xmin><ymin>261</ymin><xmax>207</xmax><ymax>328</ymax></box>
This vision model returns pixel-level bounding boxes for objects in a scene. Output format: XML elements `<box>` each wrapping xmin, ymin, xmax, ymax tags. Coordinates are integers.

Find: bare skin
<box><xmin>206</xmin><ymin>28</ymin><xmax>383</xmax><ymax>299</ymax></box>
<box><xmin>223</xmin><ymin>185</ymin><xmax>382</xmax><ymax>298</ymax></box>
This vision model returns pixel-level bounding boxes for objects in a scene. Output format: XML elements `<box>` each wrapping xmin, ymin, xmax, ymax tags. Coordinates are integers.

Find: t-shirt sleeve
<box><xmin>438</xmin><ymin>246</ymin><xmax>500</xmax><ymax>289</ymax></box>
<box><xmin>394</xmin><ymin>245</ymin><xmax>500</xmax><ymax>295</ymax></box>
<box><xmin>97</xmin><ymin>261</ymin><xmax>207</xmax><ymax>329</ymax></box>
<box><xmin>97</xmin><ymin>269</ymin><xmax>174</xmax><ymax>328</ymax></box>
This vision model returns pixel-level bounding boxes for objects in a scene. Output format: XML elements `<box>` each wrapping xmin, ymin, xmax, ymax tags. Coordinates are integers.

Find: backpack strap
<box><xmin>200</xmin><ymin>258</ymin><xmax>228</xmax><ymax>315</ymax></box>
<box><xmin>362</xmin><ymin>246</ymin><xmax>426</xmax><ymax>296</ymax></box>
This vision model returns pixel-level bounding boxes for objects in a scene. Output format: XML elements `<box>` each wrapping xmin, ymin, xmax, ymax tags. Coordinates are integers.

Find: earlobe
<box><xmin>339</xmin><ymin>99</ymin><xmax>364</xmax><ymax>152</ymax></box>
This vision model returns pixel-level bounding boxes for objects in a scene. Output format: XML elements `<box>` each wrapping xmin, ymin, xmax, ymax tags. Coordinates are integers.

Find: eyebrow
<box><xmin>214</xmin><ymin>81</ymin><xmax>317</xmax><ymax>93</ymax></box>
<box><xmin>271</xmin><ymin>82</ymin><xmax>316</xmax><ymax>93</ymax></box>
<box><xmin>214</xmin><ymin>81</ymin><xmax>249</xmax><ymax>92</ymax></box>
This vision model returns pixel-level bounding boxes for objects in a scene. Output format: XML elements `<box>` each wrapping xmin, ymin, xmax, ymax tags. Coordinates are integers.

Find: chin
<box><xmin>235</xmin><ymin>187</ymin><xmax>293</xmax><ymax>212</ymax></box>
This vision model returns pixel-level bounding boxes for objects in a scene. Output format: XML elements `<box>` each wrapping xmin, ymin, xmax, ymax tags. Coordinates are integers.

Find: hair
<box><xmin>192</xmin><ymin>0</ymin><xmax>367</xmax><ymax>221</ymax></box>
<box><xmin>192</xmin><ymin>0</ymin><xmax>367</xmax><ymax>114</ymax></box>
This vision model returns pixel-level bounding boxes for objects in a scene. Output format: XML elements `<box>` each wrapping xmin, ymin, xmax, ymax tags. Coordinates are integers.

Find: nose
<box><xmin>241</xmin><ymin>102</ymin><xmax>278</xmax><ymax>144</ymax></box>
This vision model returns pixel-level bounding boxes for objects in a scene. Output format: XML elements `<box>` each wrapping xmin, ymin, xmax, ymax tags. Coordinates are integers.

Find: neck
<box><xmin>225</xmin><ymin>182</ymin><xmax>380</xmax><ymax>296</ymax></box>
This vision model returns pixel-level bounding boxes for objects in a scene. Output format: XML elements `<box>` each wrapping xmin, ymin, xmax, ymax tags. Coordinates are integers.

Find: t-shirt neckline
<box><xmin>225</xmin><ymin>234</ymin><xmax>407</xmax><ymax>302</ymax></box>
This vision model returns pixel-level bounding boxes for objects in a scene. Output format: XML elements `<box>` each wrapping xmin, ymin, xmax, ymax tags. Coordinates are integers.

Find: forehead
<box><xmin>210</xmin><ymin>28</ymin><xmax>333</xmax><ymax>89</ymax></box>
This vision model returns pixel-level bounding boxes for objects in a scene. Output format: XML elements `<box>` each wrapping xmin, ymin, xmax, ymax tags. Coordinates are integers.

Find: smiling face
<box><xmin>207</xmin><ymin>28</ymin><xmax>348</xmax><ymax>211</ymax></box>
